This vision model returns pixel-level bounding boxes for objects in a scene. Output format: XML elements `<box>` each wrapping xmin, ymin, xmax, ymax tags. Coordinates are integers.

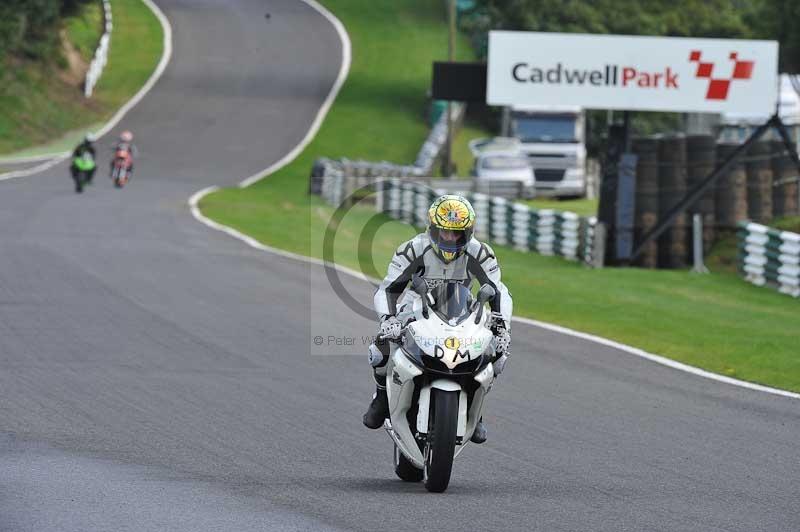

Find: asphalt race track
<box><xmin>0</xmin><ymin>2</ymin><xmax>798</xmax><ymax>531</ymax></box>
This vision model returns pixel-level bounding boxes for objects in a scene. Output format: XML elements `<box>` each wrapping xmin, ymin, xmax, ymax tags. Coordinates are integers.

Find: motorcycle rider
<box><xmin>110</xmin><ymin>130</ymin><xmax>138</xmax><ymax>178</ymax></box>
<box><xmin>71</xmin><ymin>133</ymin><xmax>97</xmax><ymax>187</ymax></box>
<box><xmin>363</xmin><ymin>194</ymin><xmax>512</xmax><ymax>444</ymax></box>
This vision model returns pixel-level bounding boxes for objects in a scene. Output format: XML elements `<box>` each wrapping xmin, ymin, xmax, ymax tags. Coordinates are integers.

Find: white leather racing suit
<box><xmin>371</xmin><ymin>233</ymin><xmax>512</xmax><ymax>374</ymax></box>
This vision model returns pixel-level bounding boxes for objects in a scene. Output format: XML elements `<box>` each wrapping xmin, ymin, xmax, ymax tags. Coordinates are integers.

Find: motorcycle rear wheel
<box><xmin>424</xmin><ymin>389</ymin><xmax>458</xmax><ymax>493</ymax></box>
<box><xmin>393</xmin><ymin>444</ymin><xmax>423</xmax><ymax>482</ymax></box>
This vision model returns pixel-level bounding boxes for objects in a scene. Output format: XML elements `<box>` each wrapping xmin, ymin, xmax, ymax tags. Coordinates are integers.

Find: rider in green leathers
<box><xmin>71</xmin><ymin>133</ymin><xmax>97</xmax><ymax>193</ymax></box>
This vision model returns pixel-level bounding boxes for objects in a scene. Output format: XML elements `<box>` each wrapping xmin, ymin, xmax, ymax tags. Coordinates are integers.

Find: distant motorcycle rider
<box><xmin>110</xmin><ymin>130</ymin><xmax>138</xmax><ymax>178</ymax></box>
<box><xmin>71</xmin><ymin>133</ymin><xmax>97</xmax><ymax>186</ymax></box>
<box><xmin>363</xmin><ymin>194</ymin><xmax>513</xmax><ymax>444</ymax></box>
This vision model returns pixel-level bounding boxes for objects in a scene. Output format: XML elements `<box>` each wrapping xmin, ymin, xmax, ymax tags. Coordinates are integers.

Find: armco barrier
<box><xmin>85</xmin><ymin>0</ymin><xmax>113</xmax><ymax>98</ymax></box>
<box><xmin>738</xmin><ymin>221</ymin><xmax>800</xmax><ymax>297</ymax></box>
<box><xmin>376</xmin><ymin>178</ymin><xmax>598</xmax><ymax>265</ymax></box>
<box><xmin>311</xmin><ymin>103</ymin><xmax>464</xmax><ymax>195</ymax></box>
<box><xmin>323</xmin><ymin>174</ymin><xmax>531</xmax><ymax>208</ymax></box>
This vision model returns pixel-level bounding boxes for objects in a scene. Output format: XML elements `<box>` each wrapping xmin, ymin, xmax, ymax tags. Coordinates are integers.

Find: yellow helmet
<box><xmin>428</xmin><ymin>195</ymin><xmax>475</xmax><ymax>263</ymax></box>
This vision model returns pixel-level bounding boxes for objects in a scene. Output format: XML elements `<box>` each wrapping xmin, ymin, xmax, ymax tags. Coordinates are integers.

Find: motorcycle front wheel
<box><xmin>393</xmin><ymin>444</ymin><xmax>423</xmax><ymax>482</ymax></box>
<box><xmin>424</xmin><ymin>389</ymin><xmax>458</xmax><ymax>493</ymax></box>
<box><xmin>74</xmin><ymin>171</ymin><xmax>85</xmax><ymax>193</ymax></box>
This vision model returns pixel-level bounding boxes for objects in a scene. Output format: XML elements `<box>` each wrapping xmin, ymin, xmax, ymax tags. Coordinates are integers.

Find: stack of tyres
<box><xmin>657</xmin><ymin>134</ymin><xmax>688</xmax><ymax>268</ymax></box>
<box><xmin>715</xmin><ymin>143</ymin><xmax>748</xmax><ymax>230</ymax></box>
<box><xmin>770</xmin><ymin>140</ymin><xmax>799</xmax><ymax>217</ymax></box>
<box><xmin>745</xmin><ymin>141</ymin><xmax>773</xmax><ymax>224</ymax></box>
<box><xmin>633</xmin><ymin>136</ymin><xmax>659</xmax><ymax>268</ymax></box>
<box><xmin>686</xmin><ymin>135</ymin><xmax>716</xmax><ymax>253</ymax></box>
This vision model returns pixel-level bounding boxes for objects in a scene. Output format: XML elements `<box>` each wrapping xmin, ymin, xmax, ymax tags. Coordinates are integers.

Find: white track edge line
<box><xmin>187</xmin><ymin>5</ymin><xmax>797</xmax><ymax>401</ymax></box>
<box><xmin>188</xmin><ymin>187</ymin><xmax>370</xmax><ymax>283</ymax></box>
<box><xmin>0</xmin><ymin>0</ymin><xmax>173</xmax><ymax>183</ymax></box>
<box><xmin>512</xmin><ymin>316</ymin><xmax>800</xmax><ymax>400</ymax></box>
<box><xmin>236</xmin><ymin>0</ymin><xmax>352</xmax><ymax>189</ymax></box>
<box><xmin>0</xmin><ymin>152</ymin><xmax>68</xmax><ymax>165</ymax></box>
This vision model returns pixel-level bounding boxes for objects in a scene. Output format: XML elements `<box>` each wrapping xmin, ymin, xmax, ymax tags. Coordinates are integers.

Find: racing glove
<box><xmin>489</xmin><ymin>311</ymin><xmax>506</xmax><ymax>330</ymax></box>
<box><xmin>494</xmin><ymin>327</ymin><xmax>511</xmax><ymax>355</ymax></box>
<box><xmin>492</xmin><ymin>320</ymin><xmax>511</xmax><ymax>378</ymax></box>
<box><xmin>379</xmin><ymin>315</ymin><xmax>402</xmax><ymax>340</ymax></box>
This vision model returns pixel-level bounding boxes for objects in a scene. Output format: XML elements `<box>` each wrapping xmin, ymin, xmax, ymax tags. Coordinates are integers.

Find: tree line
<box><xmin>0</xmin><ymin>0</ymin><xmax>92</xmax><ymax>61</ymax></box>
<box><xmin>471</xmin><ymin>0</ymin><xmax>799</xmax><ymax>72</ymax></box>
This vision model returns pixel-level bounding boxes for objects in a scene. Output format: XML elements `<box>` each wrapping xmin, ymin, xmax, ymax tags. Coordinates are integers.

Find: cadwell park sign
<box><xmin>487</xmin><ymin>31</ymin><xmax>779</xmax><ymax>114</ymax></box>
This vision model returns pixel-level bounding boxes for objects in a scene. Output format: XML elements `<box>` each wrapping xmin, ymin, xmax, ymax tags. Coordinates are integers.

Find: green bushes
<box><xmin>0</xmin><ymin>0</ymin><xmax>163</xmax><ymax>154</ymax></box>
<box><xmin>0</xmin><ymin>0</ymin><xmax>93</xmax><ymax>61</ymax></box>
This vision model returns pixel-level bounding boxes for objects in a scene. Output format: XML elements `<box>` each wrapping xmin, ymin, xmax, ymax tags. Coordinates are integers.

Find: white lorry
<box><xmin>501</xmin><ymin>105</ymin><xmax>587</xmax><ymax>198</ymax></box>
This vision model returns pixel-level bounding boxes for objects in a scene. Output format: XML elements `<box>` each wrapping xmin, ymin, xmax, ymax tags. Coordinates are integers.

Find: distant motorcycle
<box><xmin>382</xmin><ymin>276</ymin><xmax>498</xmax><ymax>492</ymax></box>
<box><xmin>72</xmin><ymin>152</ymin><xmax>96</xmax><ymax>194</ymax></box>
<box><xmin>111</xmin><ymin>147</ymin><xmax>133</xmax><ymax>188</ymax></box>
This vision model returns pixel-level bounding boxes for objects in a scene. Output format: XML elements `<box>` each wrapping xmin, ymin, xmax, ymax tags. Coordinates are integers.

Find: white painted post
<box><xmin>85</xmin><ymin>1</ymin><xmax>113</xmax><ymax>98</ymax></box>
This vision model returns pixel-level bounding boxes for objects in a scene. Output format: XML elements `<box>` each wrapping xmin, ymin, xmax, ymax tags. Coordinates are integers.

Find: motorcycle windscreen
<box><xmin>429</xmin><ymin>281</ymin><xmax>472</xmax><ymax>324</ymax></box>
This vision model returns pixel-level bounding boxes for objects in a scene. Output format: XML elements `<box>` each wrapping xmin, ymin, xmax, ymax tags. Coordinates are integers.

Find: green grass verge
<box><xmin>449</xmin><ymin>117</ymin><xmax>491</xmax><ymax>177</ymax></box>
<box><xmin>522</xmin><ymin>197</ymin><xmax>599</xmax><ymax>217</ymax></box>
<box><xmin>65</xmin><ymin>2</ymin><xmax>105</xmax><ymax>61</ymax></box>
<box><xmin>200</xmin><ymin>1</ymin><xmax>800</xmax><ymax>392</ymax></box>
<box><xmin>0</xmin><ymin>0</ymin><xmax>163</xmax><ymax>155</ymax></box>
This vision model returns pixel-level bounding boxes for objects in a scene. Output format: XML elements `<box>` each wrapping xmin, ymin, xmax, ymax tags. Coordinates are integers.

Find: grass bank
<box><xmin>0</xmin><ymin>0</ymin><xmax>163</xmax><ymax>156</ymax></box>
<box><xmin>200</xmin><ymin>1</ymin><xmax>800</xmax><ymax>392</ymax></box>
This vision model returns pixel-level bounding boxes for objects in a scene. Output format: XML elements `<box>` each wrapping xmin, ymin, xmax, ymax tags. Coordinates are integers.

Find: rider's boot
<box><xmin>470</xmin><ymin>417</ymin><xmax>487</xmax><ymax>444</ymax></box>
<box><xmin>363</xmin><ymin>341</ymin><xmax>390</xmax><ymax>429</ymax></box>
<box><xmin>362</xmin><ymin>373</ymin><xmax>389</xmax><ymax>429</ymax></box>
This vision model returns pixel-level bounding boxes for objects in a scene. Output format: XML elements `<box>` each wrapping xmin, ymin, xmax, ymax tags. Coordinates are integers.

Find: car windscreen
<box><xmin>512</xmin><ymin>115</ymin><xmax>577</xmax><ymax>143</ymax></box>
<box><xmin>480</xmin><ymin>156</ymin><xmax>529</xmax><ymax>170</ymax></box>
<box><xmin>429</xmin><ymin>282</ymin><xmax>473</xmax><ymax>324</ymax></box>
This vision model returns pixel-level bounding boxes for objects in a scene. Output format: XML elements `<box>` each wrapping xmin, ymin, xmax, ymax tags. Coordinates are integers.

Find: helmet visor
<box><xmin>430</xmin><ymin>227</ymin><xmax>468</xmax><ymax>254</ymax></box>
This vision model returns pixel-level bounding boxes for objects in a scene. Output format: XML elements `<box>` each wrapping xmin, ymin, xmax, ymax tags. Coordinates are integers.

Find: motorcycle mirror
<box><xmin>474</xmin><ymin>284</ymin><xmax>496</xmax><ymax>324</ymax></box>
<box><xmin>411</xmin><ymin>275</ymin><xmax>429</xmax><ymax>318</ymax></box>
<box><xmin>411</xmin><ymin>275</ymin><xmax>427</xmax><ymax>297</ymax></box>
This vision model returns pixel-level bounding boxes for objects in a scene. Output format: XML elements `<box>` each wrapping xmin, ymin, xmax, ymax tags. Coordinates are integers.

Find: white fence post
<box><xmin>85</xmin><ymin>0</ymin><xmax>113</xmax><ymax>98</ymax></box>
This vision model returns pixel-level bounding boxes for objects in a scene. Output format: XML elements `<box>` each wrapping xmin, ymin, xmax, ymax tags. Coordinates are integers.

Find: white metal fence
<box><xmin>738</xmin><ymin>222</ymin><xmax>800</xmax><ymax>297</ymax></box>
<box><xmin>376</xmin><ymin>178</ymin><xmax>599</xmax><ymax>265</ymax></box>
<box><xmin>85</xmin><ymin>0</ymin><xmax>113</xmax><ymax>98</ymax></box>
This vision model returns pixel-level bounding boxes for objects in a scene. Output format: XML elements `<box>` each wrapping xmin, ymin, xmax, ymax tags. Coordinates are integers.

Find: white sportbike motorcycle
<box><xmin>382</xmin><ymin>277</ymin><xmax>498</xmax><ymax>492</ymax></box>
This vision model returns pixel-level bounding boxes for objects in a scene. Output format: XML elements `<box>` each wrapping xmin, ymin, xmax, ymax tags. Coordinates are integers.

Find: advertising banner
<box><xmin>487</xmin><ymin>31</ymin><xmax>778</xmax><ymax>114</ymax></box>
